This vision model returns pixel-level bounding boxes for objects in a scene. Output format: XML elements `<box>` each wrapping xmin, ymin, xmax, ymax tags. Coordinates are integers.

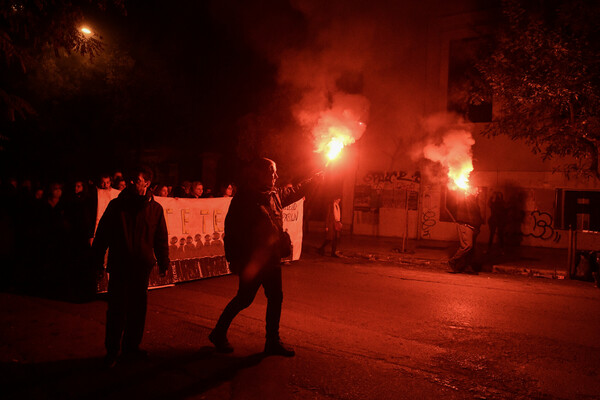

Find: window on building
<box><xmin>447</xmin><ymin>36</ymin><xmax>493</xmax><ymax>123</ymax></box>
<box><xmin>556</xmin><ymin>190</ymin><xmax>600</xmax><ymax>231</ymax></box>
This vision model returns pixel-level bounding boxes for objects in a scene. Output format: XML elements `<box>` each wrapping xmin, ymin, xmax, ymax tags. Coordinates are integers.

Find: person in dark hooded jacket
<box><xmin>92</xmin><ymin>166</ymin><xmax>169</xmax><ymax>367</ymax></box>
<box><xmin>446</xmin><ymin>189</ymin><xmax>483</xmax><ymax>274</ymax></box>
<box><xmin>209</xmin><ymin>158</ymin><xmax>321</xmax><ymax>357</ymax></box>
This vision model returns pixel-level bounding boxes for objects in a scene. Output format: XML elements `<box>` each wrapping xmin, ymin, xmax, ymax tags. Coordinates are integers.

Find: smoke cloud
<box><xmin>210</xmin><ymin>1</ymin><xmax>384</xmax><ymax>152</ymax></box>
<box><xmin>275</xmin><ymin>3</ymin><xmax>372</xmax><ymax>148</ymax></box>
<box><xmin>210</xmin><ymin>0</ymin><xmax>448</xmax><ymax>170</ymax></box>
<box><xmin>423</xmin><ymin>129</ymin><xmax>474</xmax><ymax>171</ymax></box>
<box><xmin>415</xmin><ymin>113</ymin><xmax>475</xmax><ymax>188</ymax></box>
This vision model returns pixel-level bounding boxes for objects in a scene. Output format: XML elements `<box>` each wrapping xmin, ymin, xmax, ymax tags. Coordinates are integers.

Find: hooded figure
<box><xmin>209</xmin><ymin>158</ymin><xmax>322</xmax><ymax>357</ymax></box>
<box><xmin>447</xmin><ymin>190</ymin><xmax>483</xmax><ymax>274</ymax></box>
<box><xmin>92</xmin><ymin>166</ymin><xmax>169</xmax><ymax>367</ymax></box>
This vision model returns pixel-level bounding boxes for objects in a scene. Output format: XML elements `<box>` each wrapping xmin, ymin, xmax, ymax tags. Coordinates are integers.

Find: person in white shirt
<box><xmin>317</xmin><ymin>196</ymin><xmax>342</xmax><ymax>257</ymax></box>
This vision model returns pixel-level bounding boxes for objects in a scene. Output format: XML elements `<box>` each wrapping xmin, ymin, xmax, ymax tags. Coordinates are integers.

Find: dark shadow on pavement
<box><xmin>1</xmin><ymin>265</ymin><xmax>100</xmax><ymax>304</ymax></box>
<box><xmin>2</xmin><ymin>347</ymin><xmax>266</xmax><ymax>399</ymax></box>
<box><xmin>0</xmin><ymin>283</ymin><xmax>102</xmax><ymax>305</ymax></box>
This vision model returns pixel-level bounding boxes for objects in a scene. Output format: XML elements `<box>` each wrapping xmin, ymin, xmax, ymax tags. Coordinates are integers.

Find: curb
<box><xmin>491</xmin><ymin>264</ymin><xmax>565</xmax><ymax>279</ymax></box>
<box><xmin>337</xmin><ymin>250</ymin><xmax>569</xmax><ymax>279</ymax></box>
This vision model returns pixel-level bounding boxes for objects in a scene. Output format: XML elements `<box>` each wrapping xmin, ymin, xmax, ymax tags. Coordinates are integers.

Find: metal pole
<box><xmin>402</xmin><ymin>189</ymin><xmax>409</xmax><ymax>252</ymax></box>
<box><xmin>567</xmin><ymin>226</ymin><xmax>573</xmax><ymax>279</ymax></box>
<box><xmin>573</xmin><ymin>229</ymin><xmax>578</xmax><ymax>278</ymax></box>
<box><xmin>417</xmin><ymin>179</ymin><xmax>423</xmax><ymax>241</ymax></box>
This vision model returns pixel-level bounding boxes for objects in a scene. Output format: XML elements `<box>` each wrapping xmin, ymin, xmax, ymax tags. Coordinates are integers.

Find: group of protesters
<box><xmin>0</xmin><ymin>171</ymin><xmax>235</xmax><ymax>300</ymax></box>
<box><xmin>1</xmin><ymin>159</ymin><xmax>331</xmax><ymax>366</ymax></box>
<box><xmin>0</xmin><ymin>159</ymin><xmax>326</xmax><ymax>367</ymax></box>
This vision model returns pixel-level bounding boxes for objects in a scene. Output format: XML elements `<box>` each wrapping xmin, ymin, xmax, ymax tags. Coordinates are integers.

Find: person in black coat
<box><xmin>446</xmin><ymin>189</ymin><xmax>483</xmax><ymax>274</ymax></box>
<box><xmin>317</xmin><ymin>195</ymin><xmax>342</xmax><ymax>257</ymax></box>
<box><xmin>209</xmin><ymin>158</ymin><xmax>321</xmax><ymax>357</ymax></box>
<box><xmin>487</xmin><ymin>191</ymin><xmax>507</xmax><ymax>253</ymax></box>
<box><xmin>92</xmin><ymin>166</ymin><xmax>170</xmax><ymax>367</ymax></box>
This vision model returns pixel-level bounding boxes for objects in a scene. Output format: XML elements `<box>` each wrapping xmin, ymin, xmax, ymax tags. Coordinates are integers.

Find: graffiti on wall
<box><xmin>524</xmin><ymin>210</ymin><xmax>562</xmax><ymax>242</ymax></box>
<box><xmin>362</xmin><ymin>171</ymin><xmax>420</xmax><ymax>185</ymax></box>
<box><xmin>420</xmin><ymin>192</ymin><xmax>437</xmax><ymax>238</ymax></box>
<box><xmin>355</xmin><ymin>170</ymin><xmax>420</xmax><ymax>211</ymax></box>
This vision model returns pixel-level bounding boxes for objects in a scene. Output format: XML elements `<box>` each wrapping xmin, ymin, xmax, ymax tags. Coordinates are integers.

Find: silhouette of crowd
<box><xmin>0</xmin><ymin>171</ymin><xmax>236</xmax><ymax>300</ymax></box>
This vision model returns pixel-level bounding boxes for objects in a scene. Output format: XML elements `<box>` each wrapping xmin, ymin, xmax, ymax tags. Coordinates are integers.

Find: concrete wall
<box><xmin>336</xmin><ymin>3</ymin><xmax>600</xmax><ymax>251</ymax></box>
<box><xmin>346</xmin><ymin>167</ymin><xmax>600</xmax><ymax>250</ymax></box>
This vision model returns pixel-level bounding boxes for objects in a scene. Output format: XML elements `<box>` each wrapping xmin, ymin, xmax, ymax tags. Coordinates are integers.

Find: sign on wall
<box><xmin>353</xmin><ymin>170</ymin><xmax>420</xmax><ymax>236</ymax></box>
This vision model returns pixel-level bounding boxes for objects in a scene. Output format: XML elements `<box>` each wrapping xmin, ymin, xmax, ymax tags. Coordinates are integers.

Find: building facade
<box><xmin>335</xmin><ymin>3</ymin><xmax>600</xmax><ymax>251</ymax></box>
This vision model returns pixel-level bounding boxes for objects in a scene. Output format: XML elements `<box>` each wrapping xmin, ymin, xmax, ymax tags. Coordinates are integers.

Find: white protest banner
<box><xmin>97</xmin><ymin>195</ymin><xmax>304</xmax><ymax>292</ymax></box>
<box><xmin>94</xmin><ymin>187</ymin><xmax>120</xmax><ymax>236</ymax></box>
<box><xmin>282</xmin><ymin>198</ymin><xmax>304</xmax><ymax>261</ymax></box>
<box><xmin>155</xmin><ymin>196</ymin><xmax>231</xmax><ymax>285</ymax></box>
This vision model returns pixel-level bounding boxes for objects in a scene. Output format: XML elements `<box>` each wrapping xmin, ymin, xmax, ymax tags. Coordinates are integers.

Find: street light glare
<box><xmin>81</xmin><ymin>27</ymin><xmax>92</xmax><ymax>35</ymax></box>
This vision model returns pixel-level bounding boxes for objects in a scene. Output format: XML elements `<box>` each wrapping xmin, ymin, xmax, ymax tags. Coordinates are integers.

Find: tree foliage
<box><xmin>476</xmin><ymin>0</ymin><xmax>600</xmax><ymax>177</ymax></box>
<box><xmin>0</xmin><ymin>0</ymin><xmax>125</xmax><ymax>121</ymax></box>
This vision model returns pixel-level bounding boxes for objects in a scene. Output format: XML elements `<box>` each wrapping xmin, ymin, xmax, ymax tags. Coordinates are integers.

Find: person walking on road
<box><xmin>446</xmin><ymin>189</ymin><xmax>483</xmax><ymax>274</ymax></box>
<box><xmin>317</xmin><ymin>195</ymin><xmax>342</xmax><ymax>257</ymax></box>
<box><xmin>486</xmin><ymin>191</ymin><xmax>507</xmax><ymax>254</ymax></box>
<box><xmin>92</xmin><ymin>166</ymin><xmax>170</xmax><ymax>368</ymax></box>
<box><xmin>209</xmin><ymin>158</ymin><xmax>321</xmax><ymax>357</ymax></box>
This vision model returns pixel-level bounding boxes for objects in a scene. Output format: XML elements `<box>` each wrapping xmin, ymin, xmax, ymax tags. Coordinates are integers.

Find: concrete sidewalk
<box><xmin>303</xmin><ymin>229</ymin><xmax>569</xmax><ymax>279</ymax></box>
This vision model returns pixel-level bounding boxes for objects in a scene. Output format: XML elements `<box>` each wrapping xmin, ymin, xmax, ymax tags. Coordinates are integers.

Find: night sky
<box><xmin>1</xmin><ymin>0</ymin><xmax>494</xmax><ymax>185</ymax></box>
<box><xmin>2</xmin><ymin>0</ymin><xmax>285</xmax><ymax>183</ymax></box>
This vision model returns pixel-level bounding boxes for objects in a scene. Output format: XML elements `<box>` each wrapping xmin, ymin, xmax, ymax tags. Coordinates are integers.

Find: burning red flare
<box><xmin>325</xmin><ymin>136</ymin><xmax>345</xmax><ymax>160</ymax></box>
<box><xmin>447</xmin><ymin>159</ymin><xmax>473</xmax><ymax>192</ymax></box>
<box><xmin>422</xmin><ymin>130</ymin><xmax>475</xmax><ymax>192</ymax></box>
<box><xmin>313</xmin><ymin>111</ymin><xmax>366</xmax><ymax>163</ymax></box>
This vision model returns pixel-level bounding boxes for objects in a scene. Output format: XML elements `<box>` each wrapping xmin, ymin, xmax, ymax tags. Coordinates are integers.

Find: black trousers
<box><xmin>488</xmin><ymin>223</ymin><xmax>505</xmax><ymax>249</ymax></box>
<box><xmin>213</xmin><ymin>263</ymin><xmax>283</xmax><ymax>340</ymax></box>
<box><xmin>319</xmin><ymin>235</ymin><xmax>339</xmax><ymax>255</ymax></box>
<box><xmin>449</xmin><ymin>224</ymin><xmax>479</xmax><ymax>271</ymax></box>
<box><xmin>105</xmin><ymin>267</ymin><xmax>151</xmax><ymax>354</ymax></box>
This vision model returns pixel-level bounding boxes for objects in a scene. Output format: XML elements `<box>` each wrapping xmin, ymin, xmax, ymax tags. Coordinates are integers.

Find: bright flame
<box><xmin>422</xmin><ymin>129</ymin><xmax>475</xmax><ymax>192</ymax></box>
<box><xmin>326</xmin><ymin>137</ymin><xmax>345</xmax><ymax>160</ymax></box>
<box><xmin>81</xmin><ymin>27</ymin><xmax>92</xmax><ymax>35</ymax></box>
<box><xmin>316</xmin><ymin>127</ymin><xmax>357</xmax><ymax>164</ymax></box>
<box><xmin>314</xmin><ymin>116</ymin><xmax>365</xmax><ymax>164</ymax></box>
<box><xmin>296</xmin><ymin>93</ymin><xmax>368</xmax><ymax>165</ymax></box>
<box><xmin>448</xmin><ymin>160</ymin><xmax>473</xmax><ymax>191</ymax></box>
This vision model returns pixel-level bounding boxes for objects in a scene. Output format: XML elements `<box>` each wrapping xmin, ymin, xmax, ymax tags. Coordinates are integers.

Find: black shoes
<box><xmin>103</xmin><ymin>348</ymin><xmax>148</xmax><ymax>368</ymax></box>
<box><xmin>264</xmin><ymin>339</ymin><xmax>295</xmax><ymax>357</ymax></box>
<box><xmin>209</xmin><ymin>330</ymin><xmax>294</xmax><ymax>356</ymax></box>
<box><xmin>209</xmin><ymin>330</ymin><xmax>234</xmax><ymax>353</ymax></box>
<box><xmin>106</xmin><ymin>337</ymin><xmax>295</xmax><ymax>361</ymax></box>
<box><xmin>447</xmin><ymin>259</ymin><xmax>462</xmax><ymax>273</ymax></box>
<box><xmin>318</xmin><ymin>248</ymin><xmax>340</xmax><ymax>258</ymax></box>
<box><xmin>103</xmin><ymin>352</ymin><xmax>119</xmax><ymax>368</ymax></box>
<box><xmin>447</xmin><ymin>260</ymin><xmax>479</xmax><ymax>275</ymax></box>
<box><xmin>121</xmin><ymin>348</ymin><xmax>148</xmax><ymax>362</ymax></box>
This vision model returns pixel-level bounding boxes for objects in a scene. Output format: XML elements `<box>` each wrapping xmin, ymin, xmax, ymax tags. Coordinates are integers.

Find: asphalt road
<box><xmin>2</xmin><ymin>252</ymin><xmax>599</xmax><ymax>399</ymax></box>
